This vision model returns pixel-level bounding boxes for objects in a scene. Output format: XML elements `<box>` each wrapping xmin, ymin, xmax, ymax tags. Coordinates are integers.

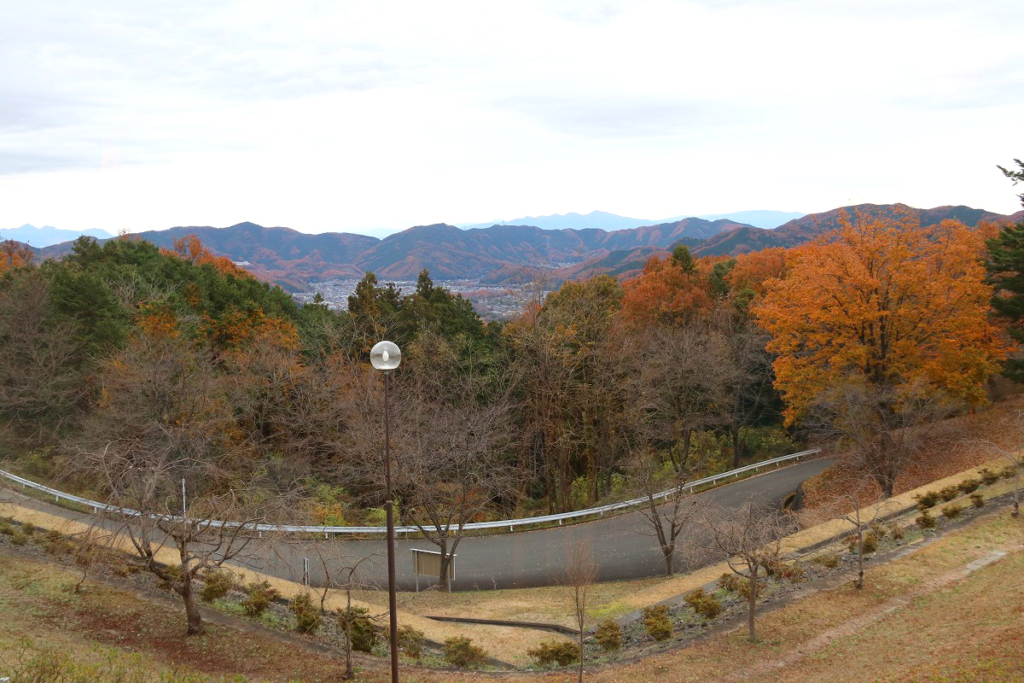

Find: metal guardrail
<box><xmin>0</xmin><ymin>448</ymin><xmax>819</xmax><ymax>536</ymax></box>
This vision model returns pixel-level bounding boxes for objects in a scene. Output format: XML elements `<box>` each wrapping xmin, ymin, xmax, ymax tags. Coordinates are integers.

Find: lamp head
<box><xmin>370</xmin><ymin>340</ymin><xmax>401</xmax><ymax>372</ymax></box>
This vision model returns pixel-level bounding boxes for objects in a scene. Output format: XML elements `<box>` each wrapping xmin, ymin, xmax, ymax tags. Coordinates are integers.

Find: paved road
<box><xmin>260</xmin><ymin>457</ymin><xmax>835</xmax><ymax>591</ymax></box>
<box><xmin>2</xmin><ymin>457</ymin><xmax>833</xmax><ymax>592</ymax></box>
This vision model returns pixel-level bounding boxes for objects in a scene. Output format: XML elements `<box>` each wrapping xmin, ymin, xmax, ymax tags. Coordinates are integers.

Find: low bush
<box><xmin>643</xmin><ymin>605</ymin><xmax>673</xmax><ymax>641</ymax></box>
<box><xmin>527</xmin><ymin>640</ymin><xmax>580</xmax><ymax>667</ymax></box>
<box><xmin>242</xmin><ymin>581</ymin><xmax>279</xmax><ymax>617</ymax></box>
<box><xmin>339</xmin><ymin>606</ymin><xmax>379</xmax><ymax>653</ymax></box>
<box><xmin>812</xmin><ymin>553</ymin><xmax>840</xmax><ymax>569</ymax></box>
<box><xmin>201</xmin><ymin>570</ymin><xmax>235</xmax><ymax>602</ymax></box>
<box><xmin>980</xmin><ymin>468</ymin><xmax>1000</xmax><ymax>485</ymax></box>
<box><xmin>915</xmin><ymin>491</ymin><xmax>941</xmax><ymax>510</ymax></box>
<box><xmin>917</xmin><ymin>511</ymin><xmax>936</xmax><ymax>529</ymax></box>
<box><xmin>938</xmin><ymin>485</ymin><xmax>960</xmax><ymax>502</ymax></box>
<box><xmin>595</xmin><ymin>619</ymin><xmax>622</xmax><ymax>651</ymax></box>
<box><xmin>970</xmin><ymin>493</ymin><xmax>985</xmax><ymax>508</ymax></box>
<box><xmin>9</xmin><ymin>529</ymin><xmax>29</xmax><ymax>546</ymax></box>
<box><xmin>718</xmin><ymin>573</ymin><xmax>741</xmax><ymax>592</ymax></box>
<box><xmin>0</xmin><ymin>518</ymin><xmax>13</xmax><ymax>536</ymax></box>
<box><xmin>847</xmin><ymin>530</ymin><xmax>878</xmax><ymax>555</ymax></box>
<box><xmin>290</xmin><ymin>592</ymin><xmax>322</xmax><ymax>633</ymax></box>
<box><xmin>781</xmin><ymin>562</ymin><xmax>805</xmax><ymax>582</ymax></box>
<box><xmin>384</xmin><ymin>624</ymin><xmax>425</xmax><ymax>660</ymax></box>
<box><xmin>1001</xmin><ymin>464</ymin><xmax>1018</xmax><ymax>479</ymax></box>
<box><xmin>443</xmin><ymin>636</ymin><xmax>487</xmax><ymax>668</ymax></box>
<box><xmin>737</xmin><ymin>576</ymin><xmax>755</xmax><ymax>600</ymax></box>
<box><xmin>958</xmin><ymin>478</ymin><xmax>981</xmax><ymax>494</ymax></box>
<box><xmin>941</xmin><ymin>504</ymin><xmax>962</xmax><ymax>520</ymax></box>
<box><xmin>884</xmin><ymin>522</ymin><xmax>905</xmax><ymax>541</ymax></box>
<box><xmin>684</xmin><ymin>588</ymin><xmax>723</xmax><ymax>620</ymax></box>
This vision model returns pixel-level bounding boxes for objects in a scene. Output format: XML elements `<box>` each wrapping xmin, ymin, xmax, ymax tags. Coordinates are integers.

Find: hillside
<box><xmin>31</xmin><ymin>204</ymin><xmax>1024</xmax><ymax>291</ymax></box>
<box><xmin>695</xmin><ymin>203</ymin><xmax>1024</xmax><ymax>257</ymax></box>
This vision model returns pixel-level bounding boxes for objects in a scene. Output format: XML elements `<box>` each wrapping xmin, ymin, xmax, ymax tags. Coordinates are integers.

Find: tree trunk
<box><xmin>663</xmin><ymin>547</ymin><xmax>674</xmax><ymax>576</ymax></box>
<box><xmin>747</xmin><ymin>565</ymin><xmax>758</xmax><ymax>643</ymax></box>
<box><xmin>732</xmin><ymin>427</ymin><xmax>742</xmax><ymax>470</ymax></box>
<box><xmin>437</xmin><ymin>537</ymin><xmax>450</xmax><ymax>590</ymax></box>
<box><xmin>1014</xmin><ymin>470</ymin><xmax>1020</xmax><ymax>518</ymax></box>
<box><xmin>182</xmin><ymin>576</ymin><xmax>203</xmax><ymax>635</ymax></box>
<box><xmin>855</xmin><ymin>527</ymin><xmax>865</xmax><ymax>589</ymax></box>
<box><xmin>578</xmin><ymin>625</ymin><xmax>584</xmax><ymax>683</ymax></box>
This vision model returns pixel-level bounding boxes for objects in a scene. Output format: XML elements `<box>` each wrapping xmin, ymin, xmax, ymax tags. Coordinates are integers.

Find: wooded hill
<box><xmin>29</xmin><ymin>203</ymin><xmax>1020</xmax><ymax>292</ymax></box>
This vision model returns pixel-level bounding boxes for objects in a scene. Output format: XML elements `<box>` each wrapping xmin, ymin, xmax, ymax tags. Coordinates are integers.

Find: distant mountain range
<box><xmin>1</xmin><ymin>224</ymin><xmax>113</xmax><ymax>248</ymax></box>
<box><xmin>25</xmin><ymin>204</ymin><xmax>1024</xmax><ymax>292</ymax></box>
<box><xmin>460</xmin><ymin>209</ymin><xmax>804</xmax><ymax>231</ymax></box>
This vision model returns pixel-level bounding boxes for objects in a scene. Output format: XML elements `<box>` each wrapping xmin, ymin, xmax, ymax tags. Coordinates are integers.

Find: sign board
<box><xmin>411</xmin><ymin>548</ymin><xmax>456</xmax><ymax>592</ymax></box>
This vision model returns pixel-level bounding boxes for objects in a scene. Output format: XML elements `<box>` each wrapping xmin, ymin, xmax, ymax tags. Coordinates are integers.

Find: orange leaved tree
<box><xmin>754</xmin><ymin>209</ymin><xmax>1006</xmax><ymax>497</ymax></box>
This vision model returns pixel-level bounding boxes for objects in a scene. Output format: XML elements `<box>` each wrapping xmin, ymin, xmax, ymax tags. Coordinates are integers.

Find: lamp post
<box><xmin>370</xmin><ymin>340</ymin><xmax>401</xmax><ymax>683</ymax></box>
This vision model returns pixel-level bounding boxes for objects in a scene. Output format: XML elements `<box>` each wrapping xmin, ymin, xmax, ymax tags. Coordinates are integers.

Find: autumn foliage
<box><xmin>163</xmin><ymin>234</ymin><xmax>251</xmax><ymax>279</ymax></box>
<box><xmin>0</xmin><ymin>240</ymin><xmax>33</xmax><ymax>273</ymax></box>
<box><xmin>754</xmin><ymin>209</ymin><xmax>1007</xmax><ymax>424</ymax></box>
<box><xmin>620</xmin><ymin>252</ymin><xmax>713</xmax><ymax>325</ymax></box>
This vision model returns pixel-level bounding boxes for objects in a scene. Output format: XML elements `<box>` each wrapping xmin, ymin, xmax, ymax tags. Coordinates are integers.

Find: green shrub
<box><xmin>642</xmin><ymin>605</ymin><xmax>672</xmax><ymax>641</ymax></box>
<box><xmin>847</xmin><ymin>531</ymin><xmax>878</xmax><ymax>555</ymax></box>
<box><xmin>684</xmin><ymin>588</ymin><xmax>723</xmax><ymax>620</ymax></box>
<box><xmin>941</xmin><ymin>504</ymin><xmax>962</xmax><ymax>519</ymax></box>
<box><xmin>527</xmin><ymin>640</ymin><xmax>580</xmax><ymax>666</ymax></box>
<box><xmin>958</xmin><ymin>478</ymin><xmax>981</xmax><ymax>494</ymax></box>
<box><xmin>970</xmin><ymin>493</ymin><xmax>985</xmax><ymax>508</ymax></box>
<box><xmin>290</xmin><ymin>592</ymin><xmax>322</xmax><ymax>633</ymax></box>
<box><xmin>1001</xmin><ymin>464</ymin><xmax>1018</xmax><ymax>479</ymax></box>
<box><xmin>915</xmin><ymin>491</ymin><xmax>941</xmax><ymax>510</ymax></box>
<box><xmin>201</xmin><ymin>570</ymin><xmax>235</xmax><ymax>602</ymax></box>
<box><xmin>242</xmin><ymin>581</ymin><xmax>279</xmax><ymax>617</ymax></box>
<box><xmin>781</xmin><ymin>562</ymin><xmax>805</xmax><ymax>582</ymax></box>
<box><xmin>938</xmin><ymin>485</ymin><xmax>960</xmax><ymax>502</ymax></box>
<box><xmin>980</xmin><ymin>468</ymin><xmax>1000</xmax><ymax>485</ymax></box>
<box><xmin>917</xmin><ymin>511</ymin><xmax>936</xmax><ymax>529</ymax></box>
<box><xmin>384</xmin><ymin>624</ymin><xmax>425</xmax><ymax>660</ymax></box>
<box><xmin>718</xmin><ymin>573</ymin><xmax>741</xmax><ymax>592</ymax></box>
<box><xmin>595</xmin><ymin>619</ymin><xmax>622</xmax><ymax>651</ymax></box>
<box><xmin>0</xmin><ymin>518</ymin><xmax>13</xmax><ymax>536</ymax></box>
<box><xmin>340</xmin><ymin>606</ymin><xmax>379</xmax><ymax>653</ymax></box>
<box><xmin>10</xmin><ymin>529</ymin><xmax>29</xmax><ymax>546</ymax></box>
<box><xmin>737</xmin><ymin>576</ymin><xmax>754</xmax><ymax>600</ymax></box>
<box><xmin>443</xmin><ymin>636</ymin><xmax>487</xmax><ymax>668</ymax></box>
<box><xmin>812</xmin><ymin>553</ymin><xmax>840</xmax><ymax>569</ymax></box>
<box><xmin>884</xmin><ymin>522</ymin><xmax>905</xmax><ymax>541</ymax></box>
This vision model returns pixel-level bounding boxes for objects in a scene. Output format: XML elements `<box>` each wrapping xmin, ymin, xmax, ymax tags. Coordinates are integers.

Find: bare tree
<box><xmin>0</xmin><ymin>269</ymin><xmax>85</xmax><ymax>447</ymax></box>
<box><xmin>806</xmin><ymin>474</ymin><xmax>900</xmax><ymax>589</ymax></box>
<box><xmin>71</xmin><ymin>333</ymin><xmax>289</xmax><ymax>634</ymax></box>
<box><xmin>806</xmin><ymin>380</ymin><xmax>958</xmax><ymax>498</ymax></box>
<box><xmin>566</xmin><ymin>542</ymin><xmax>598</xmax><ymax>683</ymax></box>
<box><xmin>701</xmin><ymin>501</ymin><xmax>796</xmax><ymax>642</ymax></box>
<box><xmin>396</xmin><ymin>332</ymin><xmax>516</xmax><ymax>589</ymax></box>
<box><xmin>633</xmin><ymin>447</ymin><xmax>707</xmax><ymax>576</ymax></box>
<box><xmin>968</xmin><ymin>410</ymin><xmax>1024</xmax><ymax>518</ymax></box>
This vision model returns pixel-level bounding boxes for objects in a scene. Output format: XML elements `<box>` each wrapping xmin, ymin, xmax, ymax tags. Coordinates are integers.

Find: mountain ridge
<box><xmin>30</xmin><ymin>204</ymin><xmax>1024</xmax><ymax>291</ymax></box>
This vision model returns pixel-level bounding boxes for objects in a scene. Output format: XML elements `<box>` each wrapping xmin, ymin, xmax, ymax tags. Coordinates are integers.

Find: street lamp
<box><xmin>370</xmin><ymin>340</ymin><xmax>401</xmax><ymax>683</ymax></box>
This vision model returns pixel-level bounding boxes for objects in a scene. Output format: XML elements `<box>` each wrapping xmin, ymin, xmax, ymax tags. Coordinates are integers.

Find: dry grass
<box><xmin>803</xmin><ymin>394</ymin><xmax>1024</xmax><ymax>510</ymax></box>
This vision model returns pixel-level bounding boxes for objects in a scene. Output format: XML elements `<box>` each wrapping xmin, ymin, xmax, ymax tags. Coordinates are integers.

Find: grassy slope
<box><xmin>2</xmin><ymin>508</ymin><xmax>1022</xmax><ymax>682</ymax></box>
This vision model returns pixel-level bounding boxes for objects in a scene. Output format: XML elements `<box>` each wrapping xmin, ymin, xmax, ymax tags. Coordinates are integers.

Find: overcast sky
<box><xmin>2</xmin><ymin>0</ymin><xmax>1023</xmax><ymax>236</ymax></box>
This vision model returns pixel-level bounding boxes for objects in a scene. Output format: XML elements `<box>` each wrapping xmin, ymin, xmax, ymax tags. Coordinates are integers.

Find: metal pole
<box><xmin>181</xmin><ymin>477</ymin><xmax>187</xmax><ymax>519</ymax></box>
<box><xmin>384</xmin><ymin>373</ymin><xmax>400</xmax><ymax>683</ymax></box>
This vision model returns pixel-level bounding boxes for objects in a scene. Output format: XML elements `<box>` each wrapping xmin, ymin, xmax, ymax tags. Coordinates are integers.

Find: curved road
<box><xmin>2</xmin><ymin>457</ymin><xmax>832</xmax><ymax>592</ymax></box>
<box><xmin>261</xmin><ymin>457</ymin><xmax>834</xmax><ymax>591</ymax></box>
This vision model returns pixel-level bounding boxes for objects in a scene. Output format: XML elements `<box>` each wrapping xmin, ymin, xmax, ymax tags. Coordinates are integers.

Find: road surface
<box><xmin>1</xmin><ymin>457</ymin><xmax>833</xmax><ymax>592</ymax></box>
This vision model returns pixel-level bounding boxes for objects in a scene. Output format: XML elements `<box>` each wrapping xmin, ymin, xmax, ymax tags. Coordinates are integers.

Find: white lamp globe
<box><xmin>370</xmin><ymin>341</ymin><xmax>401</xmax><ymax>372</ymax></box>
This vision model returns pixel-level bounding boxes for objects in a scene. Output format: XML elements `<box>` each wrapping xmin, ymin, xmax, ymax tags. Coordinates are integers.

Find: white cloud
<box><xmin>1</xmin><ymin>0</ymin><xmax>1022</xmax><ymax>235</ymax></box>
